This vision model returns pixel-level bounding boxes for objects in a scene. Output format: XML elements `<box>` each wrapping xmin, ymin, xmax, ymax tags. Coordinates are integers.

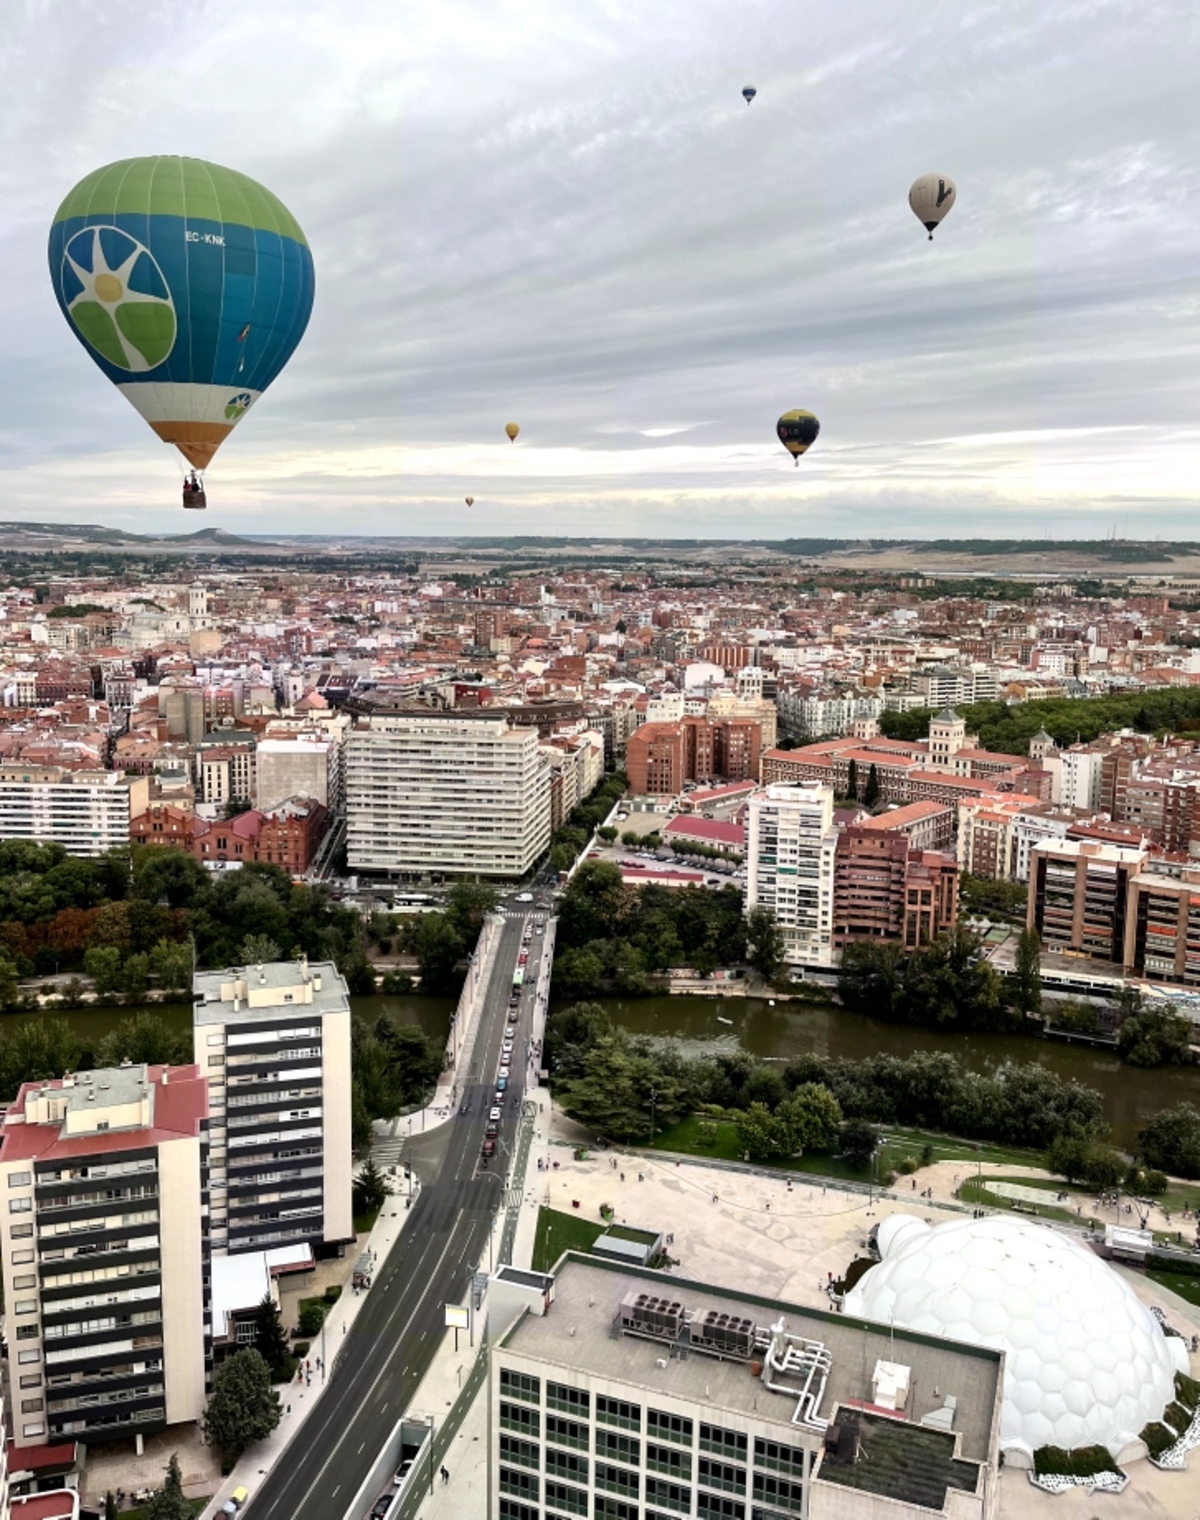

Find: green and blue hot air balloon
<box><xmin>48</xmin><ymin>155</ymin><xmax>314</xmax><ymax>478</ymax></box>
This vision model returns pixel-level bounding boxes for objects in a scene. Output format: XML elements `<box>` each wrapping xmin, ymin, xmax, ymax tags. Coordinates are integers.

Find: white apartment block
<box><xmin>196</xmin><ymin>746</ymin><xmax>256</xmax><ymax>808</ymax></box>
<box><xmin>0</xmin><ymin>1063</ymin><xmax>209</xmax><ymax>1449</ymax></box>
<box><xmin>193</xmin><ymin>960</ymin><xmax>353</xmax><ymax>1258</ymax></box>
<box><xmin>775</xmin><ymin>689</ymin><xmax>883</xmax><ymax>742</ymax></box>
<box><xmin>746</xmin><ymin>783</ymin><xmax>837</xmax><ymax>970</ymax></box>
<box><xmin>491</xmin><ymin>1255</ymin><xmax>1002</xmax><ymax>1520</ymax></box>
<box><xmin>345</xmin><ymin>713</ymin><xmax>552</xmax><ymax>878</ymax></box>
<box><xmin>0</xmin><ymin>767</ymin><xmax>148</xmax><ymax>857</ymax></box>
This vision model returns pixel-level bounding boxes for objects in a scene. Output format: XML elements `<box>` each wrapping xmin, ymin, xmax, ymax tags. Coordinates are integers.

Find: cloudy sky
<box><xmin>5</xmin><ymin>0</ymin><xmax>1200</xmax><ymax>540</ymax></box>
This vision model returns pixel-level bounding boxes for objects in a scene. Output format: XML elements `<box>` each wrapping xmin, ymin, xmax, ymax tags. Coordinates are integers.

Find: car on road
<box><xmin>369</xmin><ymin>1496</ymin><xmax>392</xmax><ymax>1519</ymax></box>
<box><xmin>502</xmin><ymin>1039</ymin><xmax>513</xmax><ymax>1055</ymax></box>
<box><xmin>489</xmin><ymin>1106</ymin><xmax>502</xmax><ymax>1121</ymax></box>
<box><xmin>393</xmin><ymin>1459</ymin><xmax>415</xmax><ymax>1488</ymax></box>
<box><xmin>496</xmin><ymin>1076</ymin><xmax>508</xmax><ymax>1091</ymax></box>
<box><xmin>459</xmin><ymin>1098</ymin><xmax>471</xmax><ymax>1115</ymax></box>
<box><xmin>481</xmin><ymin>1139</ymin><xmax>496</xmax><ymax>1159</ymax></box>
<box><xmin>498</xmin><ymin>1065</ymin><xmax>510</xmax><ymax>1079</ymax></box>
<box><xmin>508</xmin><ymin>1009</ymin><xmax>518</xmax><ymax>1023</ymax></box>
<box><xmin>515</xmin><ymin>892</ymin><xmax>533</xmax><ymax>902</ymax></box>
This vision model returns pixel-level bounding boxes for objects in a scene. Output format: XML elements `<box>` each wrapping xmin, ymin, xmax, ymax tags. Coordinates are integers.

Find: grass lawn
<box><xmin>120</xmin><ymin>1502</ymin><xmax>207</xmax><ymax>1519</ymax></box>
<box><xmin>645</xmin><ymin>1115</ymin><xmax>1045</xmax><ymax>1184</ymax></box>
<box><xmin>1148</xmin><ymin>1269</ymin><xmax>1200</xmax><ymax>1309</ymax></box>
<box><xmin>958</xmin><ymin>1175</ymin><xmax>1104</xmax><ymax>1229</ymax></box>
<box><xmin>533</xmin><ymin>1207</ymin><xmax>605</xmax><ymax>1272</ymax></box>
<box><xmin>353</xmin><ymin>1206</ymin><xmax>380</xmax><ymax>1235</ymax></box>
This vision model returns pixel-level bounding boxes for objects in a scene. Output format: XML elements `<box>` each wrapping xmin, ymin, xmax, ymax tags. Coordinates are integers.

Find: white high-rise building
<box><xmin>345</xmin><ymin>713</ymin><xmax>551</xmax><ymax>878</ymax></box>
<box><xmin>746</xmin><ymin>782</ymin><xmax>837</xmax><ymax>969</ymax></box>
<box><xmin>0</xmin><ymin>768</ymin><xmax>148</xmax><ymax>858</ymax></box>
<box><xmin>193</xmin><ymin>960</ymin><xmax>353</xmax><ymax>1258</ymax></box>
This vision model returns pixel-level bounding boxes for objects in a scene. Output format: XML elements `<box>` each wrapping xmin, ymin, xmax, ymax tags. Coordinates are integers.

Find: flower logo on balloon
<box><xmin>224</xmin><ymin>392</ymin><xmax>253</xmax><ymax>421</ymax></box>
<box><xmin>61</xmin><ymin>226</ymin><xmax>176</xmax><ymax>372</ymax></box>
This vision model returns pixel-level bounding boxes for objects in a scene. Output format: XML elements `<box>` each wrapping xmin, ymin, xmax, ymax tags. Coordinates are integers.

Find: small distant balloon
<box><xmin>505</xmin><ymin>422</ymin><xmax>520</xmax><ymax>442</ymax></box>
<box><xmin>465</xmin><ymin>496</ymin><xmax>474</xmax><ymax>507</ymax></box>
<box><xmin>776</xmin><ymin>409</ymin><xmax>820</xmax><ymax>465</ymax></box>
<box><xmin>742</xmin><ymin>87</ymin><xmax>757</xmax><ymax>105</ymax></box>
<box><xmin>909</xmin><ymin>173</ymin><xmax>957</xmax><ymax>240</ymax></box>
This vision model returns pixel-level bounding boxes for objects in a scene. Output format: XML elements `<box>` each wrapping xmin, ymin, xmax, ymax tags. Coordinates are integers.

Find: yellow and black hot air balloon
<box><xmin>505</xmin><ymin>422</ymin><xmax>520</xmax><ymax>443</ymax></box>
<box><xmin>776</xmin><ymin>410</ymin><xmax>820</xmax><ymax>464</ymax></box>
<box><xmin>465</xmin><ymin>496</ymin><xmax>474</xmax><ymax>507</ymax></box>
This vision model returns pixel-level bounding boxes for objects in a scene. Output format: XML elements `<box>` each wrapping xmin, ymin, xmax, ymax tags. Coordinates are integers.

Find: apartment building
<box><xmin>345</xmin><ymin>713</ymin><xmax>551</xmax><ymax>878</ymax></box>
<box><xmin>1027</xmin><ymin>838</ymin><xmax>1147</xmax><ymax>962</ymax></box>
<box><xmin>196</xmin><ymin>737</ymin><xmax>257</xmax><ymax>809</ymax></box>
<box><xmin>491</xmin><ymin>1254</ymin><xmax>1002</xmax><ymax>1520</ymax></box>
<box><xmin>833</xmin><ymin>827</ymin><xmax>958</xmax><ymax>952</ymax></box>
<box><xmin>256</xmin><ymin>731</ymin><xmax>342</xmax><ymax>813</ymax></box>
<box><xmin>0</xmin><ymin>767</ymin><xmax>148</xmax><ymax>857</ymax></box>
<box><xmin>0</xmin><ymin>1064</ymin><xmax>209</xmax><ymax>1450</ymax></box>
<box><xmin>746</xmin><ymin>783</ymin><xmax>837</xmax><ymax>970</ymax></box>
<box><xmin>192</xmin><ymin>960</ymin><xmax>353</xmax><ymax>1258</ymax></box>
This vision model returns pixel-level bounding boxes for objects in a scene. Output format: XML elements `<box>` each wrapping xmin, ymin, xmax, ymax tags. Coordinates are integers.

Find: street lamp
<box><xmin>425</xmin><ymin>1412</ymin><xmax>437</xmax><ymax>1504</ymax></box>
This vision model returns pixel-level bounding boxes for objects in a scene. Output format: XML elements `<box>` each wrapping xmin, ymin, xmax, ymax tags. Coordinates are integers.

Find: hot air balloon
<box><xmin>776</xmin><ymin>410</ymin><xmax>820</xmax><ymax>464</ymax></box>
<box><xmin>48</xmin><ymin>156</ymin><xmax>315</xmax><ymax>509</ymax></box>
<box><xmin>742</xmin><ymin>87</ymin><xmax>757</xmax><ymax>104</ymax></box>
<box><xmin>465</xmin><ymin>496</ymin><xmax>475</xmax><ymax>507</ymax></box>
<box><xmin>505</xmin><ymin>423</ymin><xmax>520</xmax><ymax>442</ymax></box>
<box><xmin>908</xmin><ymin>173</ymin><xmax>957</xmax><ymax>240</ymax></box>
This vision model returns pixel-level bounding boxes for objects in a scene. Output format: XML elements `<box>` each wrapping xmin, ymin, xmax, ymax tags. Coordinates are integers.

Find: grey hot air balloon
<box><xmin>909</xmin><ymin>173</ymin><xmax>957</xmax><ymax>240</ymax></box>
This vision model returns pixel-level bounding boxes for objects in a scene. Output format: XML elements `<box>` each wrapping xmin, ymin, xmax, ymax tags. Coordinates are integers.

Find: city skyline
<box><xmin>6</xmin><ymin>2</ymin><xmax>1200</xmax><ymax>536</ymax></box>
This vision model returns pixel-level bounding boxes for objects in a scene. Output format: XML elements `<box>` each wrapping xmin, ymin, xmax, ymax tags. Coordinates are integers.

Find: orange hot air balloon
<box><xmin>505</xmin><ymin>422</ymin><xmax>520</xmax><ymax>442</ymax></box>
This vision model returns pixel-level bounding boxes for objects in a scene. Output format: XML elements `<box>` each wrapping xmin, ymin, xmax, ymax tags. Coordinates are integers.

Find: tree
<box><xmin>734</xmin><ymin>1102</ymin><xmax>786</xmax><ymax>1161</ymax></box>
<box><xmin>149</xmin><ymin>938</ymin><xmax>192</xmax><ymax>994</ymax></box>
<box><xmin>744</xmin><ymin>906</ymin><xmax>785</xmax><ymax>981</ymax></box>
<box><xmin>444</xmin><ymin>879</ymin><xmax>499</xmax><ymax>939</ymax></box>
<box><xmin>846</xmin><ymin>758</ymin><xmax>859</xmax><ymax>801</ymax></box>
<box><xmin>299</xmin><ymin>1301</ymin><xmax>327</xmax><ymax>1336</ymax></box>
<box><xmin>252</xmin><ymin>1294</ymin><xmax>292</xmax><ymax>1381</ymax></box>
<box><xmin>121</xmin><ymin>952</ymin><xmax>150</xmax><ymax>999</ymax></box>
<box><xmin>146</xmin><ymin>1453</ymin><xmax>192</xmax><ymax>1520</ymax></box>
<box><xmin>779</xmin><ymin>1084</ymin><xmax>843</xmax><ymax>1152</ymax></box>
<box><xmin>98</xmin><ymin>1012</ymin><xmax>192</xmax><ymax>1069</ymax></box>
<box><xmin>0</xmin><ymin>1019</ymin><xmax>81</xmax><ymax>1102</ymax></box>
<box><xmin>203</xmin><ymin>1349</ymin><xmax>281</xmax><ymax>1468</ymax></box>
<box><xmin>863</xmin><ymin>764</ymin><xmax>881</xmax><ymax>807</ymax></box>
<box><xmin>353</xmin><ymin>1155</ymin><xmax>391</xmax><ymax>1218</ymax></box>
<box><xmin>239</xmin><ymin>933</ymin><xmax>282</xmax><ymax>965</ymax></box>
<box><xmin>133</xmin><ymin>847</ymin><xmax>209</xmax><ymax>910</ymax></box>
<box><xmin>597</xmin><ymin>826</ymin><xmax>618</xmax><ymax>843</ymax></box>
<box><xmin>84</xmin><ymin>944</ymin><xmax>123</xmax><ymax>994</ymax></box>
<box><xmin>1012</xmin><ymin>928</ymin><xmax>1042</xmax><ymax>1018</ymax></box>
<box><xmin>1139</xmin><ymin>1102</ymin><xmax>1200</xmax><ymax>1179</ymax></box>
<box><xmin>408</xmin><ymin>912</ymin><xmax>465</xmax><ymax>995</ymax></box>
<box><xmin>1117</xmin><ymin>1000</ymin><xmax>1195</xmax><ymax>1067</ymax></box>
<box><xmin>839</xmin><ymin>1117</ymin><xmax>878</xmax><ymax>1169</ymax></box>
<box><xmin>0</xmin><ymin>955</ymin><xmax>18</xmax><ymax>1009</ymax></box>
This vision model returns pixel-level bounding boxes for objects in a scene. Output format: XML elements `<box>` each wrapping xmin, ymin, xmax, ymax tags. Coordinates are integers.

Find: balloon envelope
<box><xmin>742</xmin><ymin>87</ymin><xmax>757</xmax><ymax>103</ymax></box>
<box><xmin>776</xmin><ymin>409</ymin><xmax>820</xmax><ymax>463</ymax></box>
<box><xmin>908</xmin><ymin>173</ymin><xmax>957</xmax><ymax>238</ymax></box>
<box><xmin>505</xmin><ymin>422</ymin><xmax>520</xmax><ymax>442</ymax></box>
<box><xmin>465</xmin><ymin>496</ymin><xmax>474</xmax><ymax>506</ymax></box>
<box><xmin>48</xmin><ymin>156</ymin><xmax>315</xmax><ymax>469</ymax></box>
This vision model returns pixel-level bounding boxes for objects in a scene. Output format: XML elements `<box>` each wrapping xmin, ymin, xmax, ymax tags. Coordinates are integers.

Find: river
<box><xmin>585</xmin><ymin>994</ymin><xmax>1200</xmax><ymax>1149</ymax></box>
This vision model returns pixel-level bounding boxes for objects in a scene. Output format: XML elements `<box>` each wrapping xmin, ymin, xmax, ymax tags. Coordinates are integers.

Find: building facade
<box><xmin>0</xmin><ymin>768</ymin><xmax>148</xmax><ymax>857</ymax></box>
<box><xmin>0</xmin><ymin>1064</ymin><xmax>209</xmax><ymax>1450</ymax></box>
<box><xmin>192</xmin><ymin>960</ymin><xmax>353</xmax><ymax>1258</ymax></box>
<box><xmin>746</xmin><ymin>783</ymin><xmax>837</xmax><ymax>970</ymax></box>
<box><xmin>345</xmin><ymin>713</ymin><xmax>551</xmax><ymax>878</ymax></box>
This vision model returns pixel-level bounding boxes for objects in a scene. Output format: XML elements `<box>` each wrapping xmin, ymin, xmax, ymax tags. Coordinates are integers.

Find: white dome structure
<box><xmin>844</xmin><ymin>1214</ymin><xmax>1186</xmax><ymax>1462</ymax></box>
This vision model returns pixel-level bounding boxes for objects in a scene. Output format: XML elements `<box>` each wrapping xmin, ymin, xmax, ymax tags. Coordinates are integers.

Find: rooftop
<box><xmin>0</xmin><ymin>1063</ymin><xmax>207</xmax><ymax>1163</ymax></box>
<box><xmin>502</xmin><ymin>1256</ymin><xmax>1001</xmax><ymax>1467</ymax></box>
<box><xmin>193</xmin><ymin>958</ymin><xmax>350</xmax><ymax>1025</ymax></box>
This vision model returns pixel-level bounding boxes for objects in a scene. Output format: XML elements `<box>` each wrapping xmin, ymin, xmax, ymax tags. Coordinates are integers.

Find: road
<box><xmin>245</xmin><ymin>910</ymin><xmax>544</xmax><ymax>1520</ymax></box>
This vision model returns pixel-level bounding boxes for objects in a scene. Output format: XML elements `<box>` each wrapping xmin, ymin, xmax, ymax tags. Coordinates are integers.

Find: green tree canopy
<box><xmin>1139</xmin><ymin>1102</ymin><xmax>1200</xmax><ymax>1179</ymax></box>
<box><xmin>202</xmin><ymin>1349</ymin><xmax>281</xmax><ymax>1467</ymax></box>
<box><xmin>146</xmin><ymin>1454</ymin><xmax>192</xmax><ymax>1520</ymax></box>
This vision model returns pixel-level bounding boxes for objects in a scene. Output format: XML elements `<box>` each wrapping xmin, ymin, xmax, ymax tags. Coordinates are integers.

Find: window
<box><xmin>753</xmin><ymin>1438</ymin><xmax>805</xmax><ymax>1478</ymax></box>
<box><xmin>207</xmin><ymin>1034</ymin><xmax>224</xmax><ymax>1046</ymax></box>
<box><xmin>648</xmin><ymin>1442</ymin><xmax>692</xmax><ymax>1479</ymax></box>
<box><xmin>701</xmin><ymin>1425</ymin><xmax>747</xmax><ymax>1461</ymax></box>
<box><xmin>498</xmin><ymin>1467</ymin><xmax>538</xmax><ymax>1503</ymax></box>
<box><xmin>498</xmin><ymin>1503</ymin><xmax>537</xmax><ymax>1520</ymax></box>
<box><xmin>12</xmin><ymin>1249</ymin><xmax>35</xmax><ymax>1265</ymax></box>
<box><xmin>19</xmin><ymin>1374</ymin><xmax>41</xmax><ymax>1389</ymax></box>
<box><xmin>697</xmin><ymin>1495</ymin><xmax>744</xmax><ymax>1520</ymax></box>
<box><xmin>8</xmin><ymin>1171</ymin><xmax>31</xmax><ymax>1187</ymax></box>
<box><xmin>499</xmin><ymin>1435</ymin><xmax>540</xmax><ymax>1471</ymax></box>
<box><xmin>700</xmin><ymin>1458</ymin><xmax>745</xmax><ymax>1495</ymax></box>
<box><xmin>22</xmin><ymin>1423</ymin><xmax>45</xmax><ymax>1439</ymax></box>
<box><xmin>645</xmin><ymin>1477</ymin><xmax>691</xmax><ymax>1514</ymax></box>
<box><xmin>649</xmin><ymin>1409</ymin><xmax>692</xmax><ymax>1446</ymax></box>
<box><xmin>594</xmin><ymin>1499</ymin><xmax>638</xmax><ymax>1520</ymax></box>
<box><xmin>596</xmin><ymin>1395</ymin><xmax>640</xmax><ymax>1431</ymax></box>
<box><xmin>543</xmin><ymin>1478</ymin><xmax>588</xmax><ymax>1515</ymax></box>
<box><xmin>752</xmin><ymin>1475</ymin><xmax>804</xmax><ymax>1514</ymax></box>
<box><xmin>545</xmin><ymin>1449</ymin><xmax>588</xmax><ymax>1486</ymax></box>
<box><xmin>17</xmin><ymin>1348</ymin><xmax>39</xmax><ymax>1363</ymax></box>
<box><xmin>595</xmin><ymin>1430</ymin><xmax>640</xmax><ymax>1468</ymax></box>
<box><xmin>595</xmin><ymin>1463</ymin><xmax>638</xmax><ymax>1498</ymax></box>
<box><xmin>547</xmin><ymin>1381</ymin><xmax>589</xmax><ymax>1416</ymax></box>
<box><xmin>546</xmin><ymin>1414</ymin><xmax>588</xmax><ymax>1451</ymax></box>
<box><xmin>16</xmin><ymin>1325</ymin><xmax>38</xmax><ymax>1340</ymax></box>
<box><xmin>21</xmin><ymin>1397</ymin><xmax>44</xmax><ymax>1413</ymax></box>
<box><xmin>500</xmin><ymin>1402</ymin><xmax>540</xmax><ymax>1438</ymax></box>
<box><xmin>499</xmin><ymin>1369</ymin><xmax>540</xmax><ymax>1405</ymax></box>
<box><xmin>13</xmin><ymin>1274</ymin><xmax>36</xmax><ymax>1290</ymax></box>
<box><xmin>9</xmin><ymin>1197</ymin><xmax>31</xmax><ymax>1213</ymax></box>
<box><xmin>208</xmin><ymin>1055</ymin><xmax>225</xmax><ymax>1068</ymax></box>
<box><xmin>14</xmin><ymin>1300</ymin><xmax>38</xmax><ymax>1315</ymax></box>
